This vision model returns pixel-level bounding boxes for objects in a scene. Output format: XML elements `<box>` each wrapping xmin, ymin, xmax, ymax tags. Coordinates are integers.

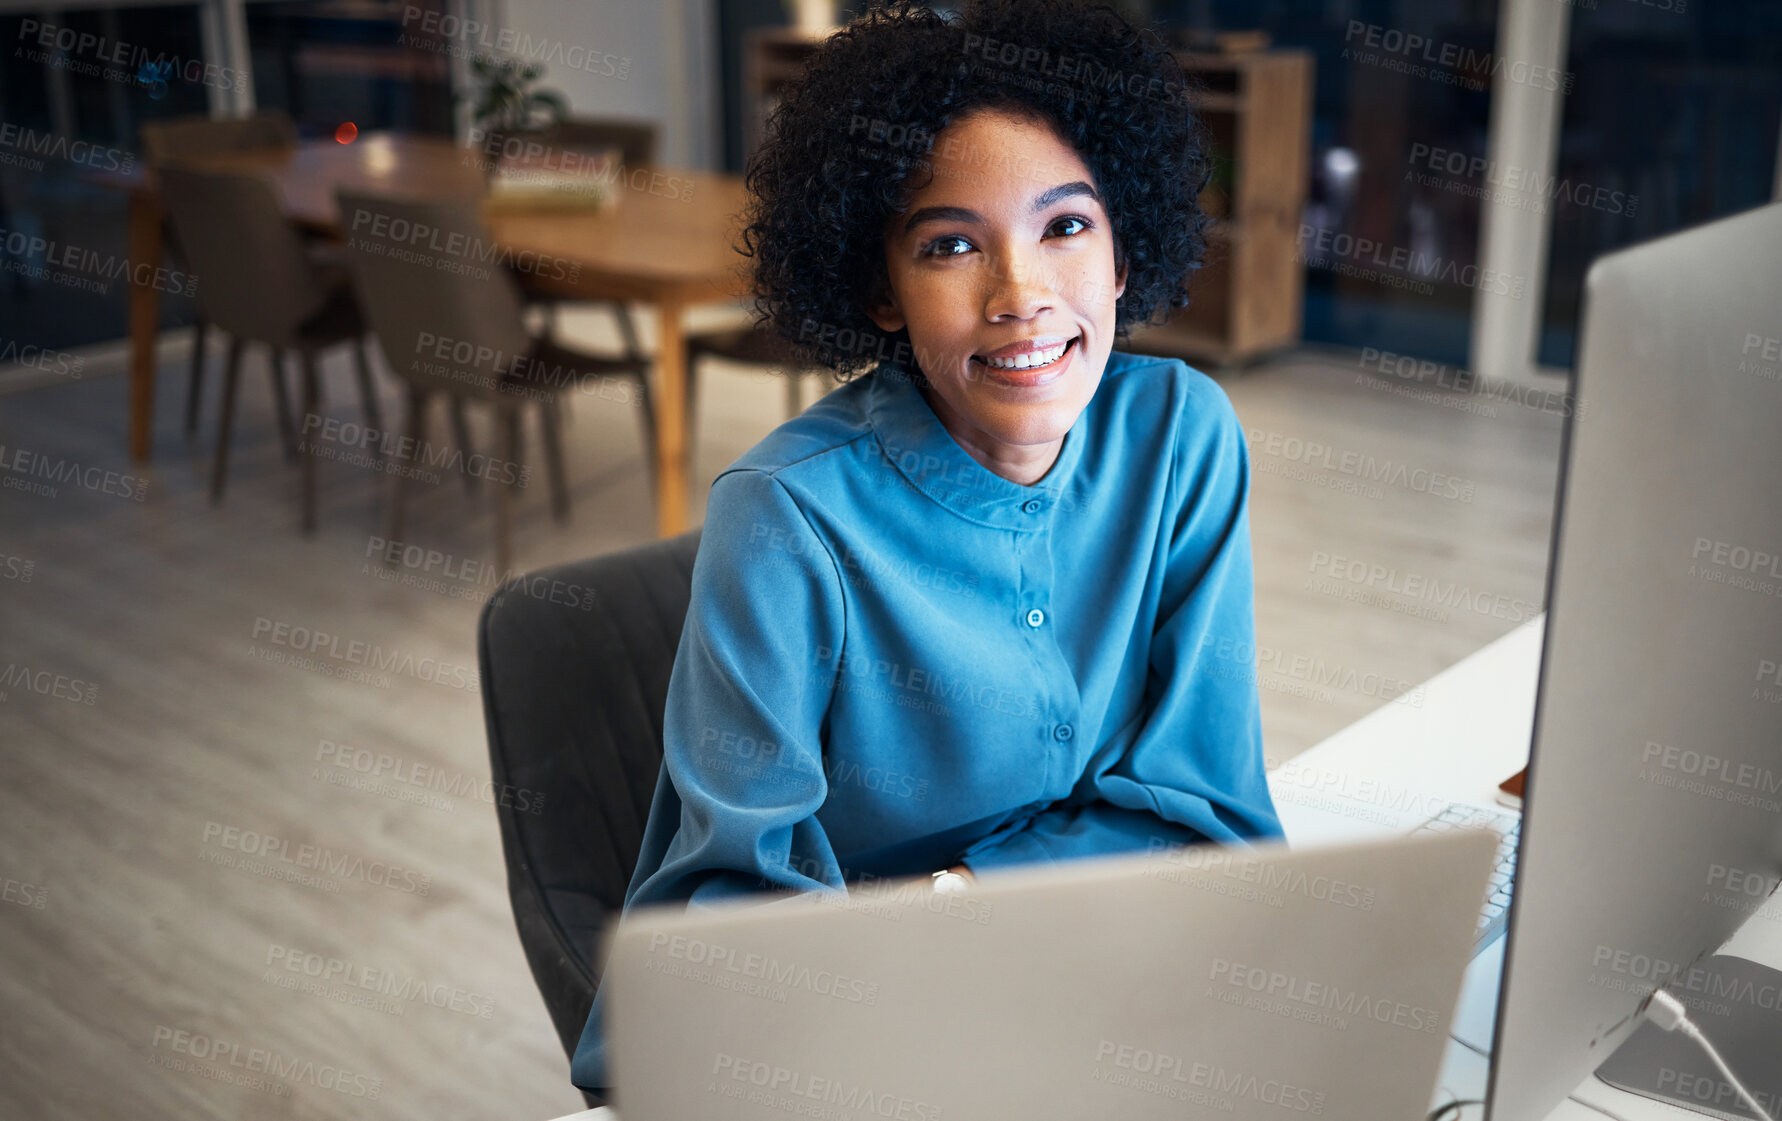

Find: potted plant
<box><xmin>464</xmin><ymin>53</ymin><xmax>568</xmax><ymax>171</ymax></box>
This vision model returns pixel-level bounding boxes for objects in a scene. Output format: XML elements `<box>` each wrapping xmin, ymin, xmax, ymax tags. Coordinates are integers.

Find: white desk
<box><xmin>1270</xmin><ymin>615</ymin><xmax>1782</xmax><ymax>1121</ymax></box>
<box><xmin>550</xmin><ymin>615</ymin><xmax>1777</xmax><ymax>1121</ymax></box>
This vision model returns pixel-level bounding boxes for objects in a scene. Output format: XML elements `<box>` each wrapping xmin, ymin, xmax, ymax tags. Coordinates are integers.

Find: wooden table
<box><xmin>121</xmin><ymin>131</ymin><xmax>750</xmax><ymax>537</ymax></box>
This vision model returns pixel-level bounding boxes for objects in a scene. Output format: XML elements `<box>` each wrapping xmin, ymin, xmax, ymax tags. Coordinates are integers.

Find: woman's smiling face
<box><xmin>868</xmin><ymin>106</ymin><xmax>1127</xmax><ymax>486</ymax></box>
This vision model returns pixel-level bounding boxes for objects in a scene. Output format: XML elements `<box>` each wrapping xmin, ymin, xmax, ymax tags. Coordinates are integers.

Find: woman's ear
<box><xmin>1114</xmin><ymin>259</ymin><xmax>1129</xmax><ymax>302</ymax></box>
<box><xmin>865</xmin><ymin>275</ymin><xmax>905</xmax><ymax>334</ymax></box>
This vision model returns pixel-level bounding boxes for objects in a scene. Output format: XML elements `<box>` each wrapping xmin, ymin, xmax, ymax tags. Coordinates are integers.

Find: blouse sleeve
<box><xmin>959</xmin><ymin>375</ymin><xmax>1283</xmax><ymax>874</ymax></box>
<box><xmin>572</xmin><ymin>468</ymin><xmax>851</xmax><ymax>1092</ymax></box>
<box><xmin>628</xmin><ymin>467</ymin><xmax>850</xmax><ymax>907</ymax></box>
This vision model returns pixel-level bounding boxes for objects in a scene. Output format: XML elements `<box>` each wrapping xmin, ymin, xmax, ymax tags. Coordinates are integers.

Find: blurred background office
<box><xmin>0</xmin><ymin>1</ymin><xmax>1777</xmax><ymax>1118</ymax></box>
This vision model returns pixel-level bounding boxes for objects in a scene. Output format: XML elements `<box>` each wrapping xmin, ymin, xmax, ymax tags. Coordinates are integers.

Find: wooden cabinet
<box><xmin>1132</xmin><ymin>48</ymin><xmax>1313</xmax><ymax>369</ymax></box>
<box><xmin>742</xmin><ymin>28</ymin><xmax>829</xmax><ymax>165</ymax></box>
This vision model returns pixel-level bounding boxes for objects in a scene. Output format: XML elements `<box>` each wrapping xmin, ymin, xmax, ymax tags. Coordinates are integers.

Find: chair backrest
<box><xmin>477</xmin><ymin>529</ymin><xmax>702</xmax><ymax>1063</ymax></box>
<box><xmin>157</xmin><ymin>165</ymin><xmax>331</xmax><ymax>345</ymax></box>
<box><xmin>335</xmin><ymin>188</ymin><xmax>533</xmax><ymax>400</ymax></box>
<box><xmin>139</xmin><ymin>110</ymin><xmax>297</xmax><ymax>163</ymax></box>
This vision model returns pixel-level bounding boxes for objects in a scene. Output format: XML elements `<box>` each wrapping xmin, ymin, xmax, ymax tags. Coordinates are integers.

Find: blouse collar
<box><xmin>865</xmin><ymin>359</ymin><xmax>1089</xmax><ymax>530</ymax></box>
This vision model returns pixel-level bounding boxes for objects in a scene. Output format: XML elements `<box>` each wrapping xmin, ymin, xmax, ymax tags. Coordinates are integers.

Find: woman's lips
<box><xmin>970</xmin><ymin>337</ymin><xmax>1079</xmax><ymax>387</ymax></box>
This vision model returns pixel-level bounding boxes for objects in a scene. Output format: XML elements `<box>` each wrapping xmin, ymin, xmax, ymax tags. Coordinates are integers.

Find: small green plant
<box><xmin>464</xmin><ymin>53</ymin><xmax>568</xmax><ymax>135</ymax></box>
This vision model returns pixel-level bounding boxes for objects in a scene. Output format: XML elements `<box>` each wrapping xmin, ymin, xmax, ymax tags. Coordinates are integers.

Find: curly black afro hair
<box><xmin>741</xmin><ymin>0</ymin><xmax>1212</xmax><ymax>377</ymax></box>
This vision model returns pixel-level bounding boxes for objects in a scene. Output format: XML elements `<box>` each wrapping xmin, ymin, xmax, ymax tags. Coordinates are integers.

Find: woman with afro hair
<box><xmin>572</xmin><ymin>0</ymin><xmax>1282</xmax><ymax>1096</ymax></box>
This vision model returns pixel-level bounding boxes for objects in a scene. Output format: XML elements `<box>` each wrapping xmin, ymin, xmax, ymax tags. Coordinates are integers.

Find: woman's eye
<box><xmin>922</xmin><ymin>235</ymin><xmax>973</xmax><ymax>258</ymax></box>
<box><xmin>1048</xmin><ymin>215</ymin><xmax>1091</xmax><ymax>238</ymax></box>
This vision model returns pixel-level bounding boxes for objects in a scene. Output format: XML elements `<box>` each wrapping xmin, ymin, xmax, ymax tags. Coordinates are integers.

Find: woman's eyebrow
<box><xmin>900</xmin><ymin>180</ymin><xmax>1101</xmax><ymax>235</ymax></box>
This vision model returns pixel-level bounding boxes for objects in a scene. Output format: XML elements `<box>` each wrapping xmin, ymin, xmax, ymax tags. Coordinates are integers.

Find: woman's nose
<box><xmin>983</xmin><ymin>253</ymin><xmax>1058</xmax><ymax>321</ymax></box>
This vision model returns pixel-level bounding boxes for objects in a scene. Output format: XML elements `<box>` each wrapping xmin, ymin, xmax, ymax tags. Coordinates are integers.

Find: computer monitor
<box><xmin>1487</xmin><ymin>200</ymin><xmax>1782</xmax><ymax>1121</ymax></box>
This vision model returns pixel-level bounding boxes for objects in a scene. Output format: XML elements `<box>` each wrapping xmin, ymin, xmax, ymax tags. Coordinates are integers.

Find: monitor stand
<box><xmin>1594</xmin><ymin>954</ymin><xmax>1782</xmax><ymax>1120</ymax></box>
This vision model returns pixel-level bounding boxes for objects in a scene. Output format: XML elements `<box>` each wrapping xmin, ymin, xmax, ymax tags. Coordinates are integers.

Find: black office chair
<box><xmin>477</xmin><ymin>529</ymin><xmax>702</xmax><ymax>1107</ymax></box>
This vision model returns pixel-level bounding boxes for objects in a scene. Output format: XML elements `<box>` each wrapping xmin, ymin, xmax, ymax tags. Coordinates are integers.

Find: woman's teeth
<box><xmin>979</xmin><ymin>340</ymin><xmax>1072</xmax><ymax>369</ymax></box>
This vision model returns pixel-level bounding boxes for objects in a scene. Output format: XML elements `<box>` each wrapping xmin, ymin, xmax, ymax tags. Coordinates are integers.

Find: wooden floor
<box><xmin>0</xmin><ymin>307</ymin><xmax>1563</xmax><ymax>1121</ymax></box>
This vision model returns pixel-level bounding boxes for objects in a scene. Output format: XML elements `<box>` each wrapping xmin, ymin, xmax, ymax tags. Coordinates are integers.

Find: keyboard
<box><xmin>1411</xmin><ymin>802</ymin><xmax>1520</xmax><ymax>955</ymax></box>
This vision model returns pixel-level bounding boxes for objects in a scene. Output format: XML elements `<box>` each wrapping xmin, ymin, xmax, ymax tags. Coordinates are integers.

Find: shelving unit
<box><xmin>1132</xmin><ymin>48</ymin><xmax>1314</xmax><ymax>369</ymax></box>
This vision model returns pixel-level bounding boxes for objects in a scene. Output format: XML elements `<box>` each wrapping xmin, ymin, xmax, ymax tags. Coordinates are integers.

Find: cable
<box><xmin>1428</xmin><ymin>1097</ymin><xmax>1483</xmax><ymax>1121</ymax></box>
<box><xmin>1645</xmin><ymin>990</ymin><xmax>1776</xmax><ymax>1121</ymax></box>
<box><xmin>1448</xmin><ymin>1031</ymin><xmax>1489</xmax><ymax>1059</ymax></box>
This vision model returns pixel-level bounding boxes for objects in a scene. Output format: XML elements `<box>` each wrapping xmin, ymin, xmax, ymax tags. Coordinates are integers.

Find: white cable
<box><xmin>1646</xmin><ymin>990</ymin><xmax>1776</xmax><ymax>1121</ymax></box>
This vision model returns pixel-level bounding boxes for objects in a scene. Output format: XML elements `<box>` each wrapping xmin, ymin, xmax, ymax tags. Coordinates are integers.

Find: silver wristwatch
<box><xmin>931</xmin><ymin>869</ymin><xmax>970</xmax><ymax>895</ymax></box>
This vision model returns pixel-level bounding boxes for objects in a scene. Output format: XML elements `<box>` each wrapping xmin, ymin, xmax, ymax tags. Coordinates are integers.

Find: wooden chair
<box><xmin>491</xmin><ymin>116</ymin><xmax>662</xmax><ymax>348</ymax></box>
<box><xmin>158</xmin><ymin>165</ymin><xmax>382</xmax><ymax>534</ymax></box>
<box><xmin>139</xmin><ymin>111</ymin><xmax>300</xmax><ymax>438</ymax></box>
<box><xmin>337</xmin><ymin>188</ymin><xmax>657</xmax><ymax>574</ymax></box>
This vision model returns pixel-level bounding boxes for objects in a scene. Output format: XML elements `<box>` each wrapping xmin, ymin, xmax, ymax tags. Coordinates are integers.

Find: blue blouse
<box><xmin>570</xmin><ymin>350</ymin><xmax>1283</xmax><ymax>1091</ymax></box>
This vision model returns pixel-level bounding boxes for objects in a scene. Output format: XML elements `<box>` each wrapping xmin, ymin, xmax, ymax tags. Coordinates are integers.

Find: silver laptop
<box><xmin>602</xmin><ymin>830</ymin><xmax>1496</xmax><ymax>1120</ymax></box>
